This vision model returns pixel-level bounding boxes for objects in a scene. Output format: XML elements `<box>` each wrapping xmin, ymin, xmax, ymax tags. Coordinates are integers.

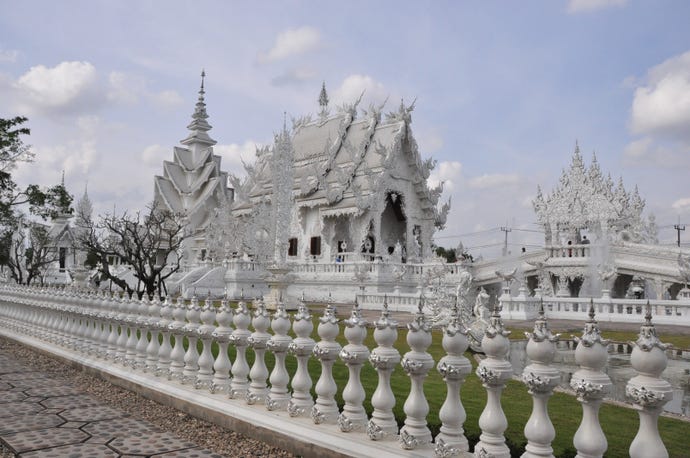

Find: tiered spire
<box><xmin>181</xmin><ymin>69</ymin><xmax>216</xmax><ymax>147</ymax></box>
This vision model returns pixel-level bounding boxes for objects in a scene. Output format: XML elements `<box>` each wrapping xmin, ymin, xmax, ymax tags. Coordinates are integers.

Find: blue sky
<box><xmin>1</xmin><ymin>0</ymin><xmax>689</xmax><ymax>257</ymax></box>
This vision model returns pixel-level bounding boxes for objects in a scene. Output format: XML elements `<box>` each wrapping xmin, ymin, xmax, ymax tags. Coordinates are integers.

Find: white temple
<box><xmin>471</xmin><ymin>146</ymin><xmax>687</xmax><ymax>302</ymax></box>
<box><xmin>153</xmin><ymin>71</ymin><xmax>230</xmax><ymax>263</ymax></box>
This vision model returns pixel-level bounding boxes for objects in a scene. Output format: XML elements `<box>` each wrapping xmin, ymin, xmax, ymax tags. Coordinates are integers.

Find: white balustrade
<box><xmin>156</xmin><ymin>296</ymin><xmax>174</xmax><ymax>376</ymax></box>
<box><xmin>399</xmin><ymin>300</ymin><xmax>434</xmax><ymax>450</ymax></box>
<box><xmin>367</xmin><ymin>297</ymin><xmax>401</xmax><ymax>441</ymax></box>
<box><xmin>311</xmin><ymin>301</ymin><xmax>341</xmax><ymax>424</ymax></box>
<box><xmin>626</xmin><ymin>303</ymin><xmax>673</xmax><ymax>458</ymax></box>
<box><xmin>247</xmin><ymin>298</ymin><xmax>270</xmax><ymax>405</ymax></box>
<box><xmin>266</xmin><ymin>301</ymin><xmax>292</xmax><ymax>411</ymax></box>
<box><xmin>211</xmin><ymin>296</ymin><xmax>234</xmax><ymax>394</ymax></box>
<box><xmin>0</xmin><ymin>284</ymin><xmax>680</xmax><ymax>458</ymax></box>
<box><xmin>228</xmin><ymin>297</ymin><xmax>251</xmax><ymax>399</ymax></box>
<box><xmin>475</xmin><ymin>289</ymin><xmax>513</xmax><ymax>458</ymax></box>
<box><xmin>181</xmin><ymin>295</ymin><xmax>202</xmax><ymax>384</ymax></box>
<box><xmin>195</xmin><ymin>295</ymin><xmax>217</xmax><ymax>389</ymax></box>
<box><xmin>435</xmin><ymin>299</ymin><xmax>472</xmax><ymax>457</ymax></box>
<box><xmin>338</xmin><ymin>300</ymin><xmax>369</xmax><ymax>432</ymax></box>
<box><xmin>144</xmin><ymin>295</ymin><xmax>162</xmax><ymax>372</ymax></box>
<box><xmin>287</xmin><ymin>300</ymin><xmax>315</xmax><ymax>417</ymax></box>
<box><xmin>571</xmin><ymin>302</ymin><xmax>612</xmax><ymax>458</ymax></box>
<box><xmin>522</xmin><ymin>301</ymin><xmax>560</xmax><ymax>458</ymax></box>
<box><xmin>167</xmin><ymin>296</ymin><xmax>187</xmax><ymax>381</ymax></box>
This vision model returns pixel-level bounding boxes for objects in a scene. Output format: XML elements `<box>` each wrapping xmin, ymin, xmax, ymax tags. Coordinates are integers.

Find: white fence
<box><xmin>500</xmin><ymin>293</ymin><xmax>690</xmax><ymax>325</ymax></box>
<box><xmin>0</xmin><ymin>285</ymin><xmax>679</xmax><ymax>458</ymax></box>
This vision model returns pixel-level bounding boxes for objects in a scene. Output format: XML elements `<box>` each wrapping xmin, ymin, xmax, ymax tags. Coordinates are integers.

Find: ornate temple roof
<box><xmin>153</xmin><ymin>71</ymin><xmax>228</xmax><ymax>232</ymax></box>
<box><xmin>233</xmin><ymin>94</ymin><xmax>449</xmax><ymax>228</ymax></box>
<box><xmin>533</xmin><ymin>144</ymin><xmax>645</xmax><ymax>232</ymax></box>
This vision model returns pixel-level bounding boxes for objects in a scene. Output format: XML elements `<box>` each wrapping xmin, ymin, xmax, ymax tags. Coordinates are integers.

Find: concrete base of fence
<box><xmin>0</xmin><ymin>328</ymin><xmax>472</xmax><ymax>458</ymax></box>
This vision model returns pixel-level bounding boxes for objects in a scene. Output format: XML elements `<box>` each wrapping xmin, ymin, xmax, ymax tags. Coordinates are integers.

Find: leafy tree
<box><xmin>76</xmin><ymin>202</ymin><xmax>189</xmax><ymax>299</ymax></box>
<box><xmin>435</xmin><ymin>246</ymin><xmax>457</xmax><ymax>263</ymax></box>
<box><xmin>0</xmin><ymin>116</ymin><xmax>75</xmax><ymax>284</ymax></box>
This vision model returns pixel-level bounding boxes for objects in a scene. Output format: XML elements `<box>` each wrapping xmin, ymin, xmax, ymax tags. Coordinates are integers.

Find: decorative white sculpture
<box><xmin>522</xmin><ymin>300</ymin><xmax>560</xmax><ymax>458</ymax></box>
<box><xmin>570</xmin><ymin>301</ymin><xmax>611</xmax><ymax>458</ymax></box>
<box><xmin>626</xmin><ymin>302</ymin><xmax>672</xmax><ymax>458</ymax></box>
<box><xmin>435</xmin><ymin>298</ymin><xmax>471</xmax><ymax>456</ymax></box>
<box><xmin>338</xmin><ymin>299</ymin><xmax>369</xmax><ymax>432</ymax></box>
<box><xmin>367</xmin><ymin>296</ymin><xmax>400</xmax><ymax>441</ymax></box>
<box><xmin>287</xmin><ymin>299</ymin><xmax>315</xmax><ymax>417</ymax></box>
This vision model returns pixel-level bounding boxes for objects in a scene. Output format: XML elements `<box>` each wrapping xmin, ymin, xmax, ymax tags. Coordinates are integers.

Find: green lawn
<box><xmin>177</xmin><ymin>306</ymin><xmax>688</xmax><ymax>458</ymax></box>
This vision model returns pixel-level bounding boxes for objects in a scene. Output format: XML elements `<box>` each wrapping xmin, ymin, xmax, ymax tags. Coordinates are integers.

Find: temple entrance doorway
<box><xmin>380</xmin><ymin>192</ymin><xmax>406</xmax><ymax>257</ymax></box>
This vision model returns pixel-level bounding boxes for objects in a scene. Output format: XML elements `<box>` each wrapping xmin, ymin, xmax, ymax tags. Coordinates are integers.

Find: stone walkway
<box><xmin>0</xmin><ymin>350</ymin><xmax>224</xmax><ymax>457</ymax></box>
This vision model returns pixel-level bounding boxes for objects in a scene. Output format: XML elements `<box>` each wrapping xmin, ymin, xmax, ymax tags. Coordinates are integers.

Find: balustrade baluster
<box><xmin>521</xmin><ymin>300</ymin><xmax>560</xmax><ymax>458</ymax></box>
<box><xmin>211</xmin><ymin>295</ymin><xmax>234</xmax><ymax>393</ymax></box>
<box><xmin>475</xmin><ymin>290</ymin><xmax>513</xmax><ymax>458</ymax></box>
<box><xmin>112</xmin><ymin>294</ymin><xmax>129</xmax><ymax>362</ymax></box>
<box><xmin>156</xmin><ymin>296</ymin><xmax>174</xmax><ymax>376</ymax></box>
<box><xmin>570</xmin><ymin>300</ymin><xmax>611</xmax><ymax>458</ymax></box>
<box><xmin>228</xmin><ymin>296</ymin><xmax>251</xmax><ymax>399</ymax></box>
<box><xmin>626</xmin><ymin>303</ymin><xmax>672</xmax><ymax>458</ymax></box>
<box><xmin>399</xmin><ymin>299</ymin><xmax>434</xmax><ymax>450</ymax></box>
<box><xmin>181</xmin><ymin>294</ymin><xmax>202</xmax><ymax>384</ymax></box>
<box><xmin>168</xmin><ymin>296</ymin><xmax>187</xmax><ymax>381</ymax></box>
<box><xmin>246</xmin><ymin>297</ymin><xmax>270</xmax><ymax>404</ymax></box>
<box><xmin>144</xmin><ymin>295</ymin><xmax>163</xmax><ymax>372</ymax></box>
<box><xmin>195</xmin><ymin>294</ymin><xmax>217</xmax><ymax>389</ymax></box>
<box><xmin>134</xmin><ymin>296</ymin><xmax>151</xmax><ymax>369</ymax></box>
<box><xmin>96</xmin><ymin>290</ymin><xmax>112</xmax><ymax>356</ymax></box>
<box><xmin>123</xmin><ymin>296</ymin><xmax>140</xmax><ymax>365</ymax></box>
<box><xmin>367</xmin><ymin>296</ymin><xmax>400</xmax><ymax>441</ymax></box>
<box><xmin>266</xmin><ymin>301</ymin><xmax>292</xmax><ymax>411</ymax></box>
<box><xmin>435</xmin><ymin>298</ymin><xmax>471</xmax><ymax>456</ymax></box>
<box><xmin>338</xmin><ymin>299</ymin><xmax>369</xmax><ymax>432</ymax></box>
<box><xmin>311</xmin><ymin>300</ymin><xmax>341</xmax><ymax>425</ymax></box>
<box><xmin>287</xmin><ymin>299</ymin><xmax>315</xmax><ymax>417</ymax></box>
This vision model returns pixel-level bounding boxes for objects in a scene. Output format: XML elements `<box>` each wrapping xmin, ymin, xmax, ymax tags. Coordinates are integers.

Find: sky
<box><xmin>1</xmin><ymin>0</ymin><xmax>689</xmax><ymax>258</ymax></box>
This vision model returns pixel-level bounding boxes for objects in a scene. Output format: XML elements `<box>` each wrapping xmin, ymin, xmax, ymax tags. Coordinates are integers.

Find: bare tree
<box><xmin>76</xmin><ymin>202</ymin><xmax>189</xmax><ymax>298</ymax></box>
<box><xmin>0</xmin><ymin>219</ymin><xmax>59</xmax><ymax>285</ymax></box>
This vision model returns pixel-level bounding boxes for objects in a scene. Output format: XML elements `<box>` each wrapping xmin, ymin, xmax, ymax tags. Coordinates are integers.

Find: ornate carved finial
<box><xmin>645</xmin><ymin>300</ymin><xmax>652</xmax><ymax>325</ymax></box>
<box><xmin>200</xmin><ymin>69</ymin><xmax>205</xmax><ymax>91</ymax></box>
<box><xmin>240</xmin><ymin>288</ymin><xmax>244</xmax><ymax>300</ymax></box>
<box><xmin>318</xmin><ymin>81</ymin><xmax>329</xmax><ymax>118</ymax></box>
<box><xmin>319</xmin><ymin>81</ymin><xmax>328</xmax><ymax>108</ymax></box>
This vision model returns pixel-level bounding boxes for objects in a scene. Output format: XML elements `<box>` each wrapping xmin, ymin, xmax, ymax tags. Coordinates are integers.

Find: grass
<box><xmin>506</xmin><ymin>326</ymin><xmax>690</xmax><ymax>350</ymax></box>
<box><xmin>171</xmin><ymin>306</ymin><xmax>688</xmax><ymax>458</ymax></box>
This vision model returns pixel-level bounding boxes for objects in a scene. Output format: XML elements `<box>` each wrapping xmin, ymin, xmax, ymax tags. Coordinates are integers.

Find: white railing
<box><xmin>0</xmin><ymin>285</ymin><xmax>678</xmax><ymax>458</ymax></box>
<box><xmin>500</xmin><ymin>293</ymin><xmax>690</xmax><ymax>325</ymax></box>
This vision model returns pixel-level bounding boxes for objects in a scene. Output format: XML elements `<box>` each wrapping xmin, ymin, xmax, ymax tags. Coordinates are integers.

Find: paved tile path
<box><xmin>0</xmin><ymin>350</ymin><xmax>223</xmax><ymax>458</ymax></box>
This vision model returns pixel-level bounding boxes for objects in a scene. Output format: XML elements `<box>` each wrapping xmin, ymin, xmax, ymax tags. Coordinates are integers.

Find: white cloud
<box><xmin>14</xmin><ymin>61</ymin><xmax>101</xmax><ymax>114</ymax></box>
<box><xmin>215</xmin><ymin>141</ymin><xmax>264</xmax><ymax>176</ymax></box>
<box><xmin>271</xmin><ymin>68</ymin><xmax>316</xmax><ymax>87</ymax></box>
<box><xmin>141</xmin><ymin>144</ymin><xmax>168</xmax><ymax>167</ymax></box>
<box><xmin>623</xmin><ymin>137</ymin><xmax>653</xmax><ymax>158</ymax></box>
<box><xmin>260</xmin><ymin>26</ymin><xmax>321</xmax><ymax>63</ymax></box>
<box><xmin>107</xmin><ymin>71</ymin><xmax>144</xmax><ymax>104</ymax></box>
<box><xmin>150</xmin><ymin>90</ymin><xmax>184</xmax><ymax>108</ymax></box>
<box><xmin>0</xmin><ymin>48</ymin><xmax>19</xmax><ymax>63</ymax></box>
<box><xmin>428</xmin><ymin>160</ymin><xmax>462</xmax><ymax>192</ymax></box>
<box><xmin>630</xmin><ymin>51</ymin><xmax>690</xmax><ymax>140</ymax></box>
<box><xmin>331</xmin><ymin>74</ymin><xmax>389</xmax><ymax>107</ymax></box>
<box><xmin>416</xmin><ymin>129</ymin><xmax>444</xmax><ymax>154</ymax></box>
<box><xmin>567</xmin><ymin>0</ymin><xmax>628</xmax><ymax>13</ymax></box>
<box><xmin>108</xmin><ymin>71</ymin><xmax>183</xmax><ymax>109</ymax></box>
<box><xmin>467</xmin><ymin>173</ymin><xmax>521</xmax><ymax>190</ymax></box>
<box><xmin>672</xmin><ymin>197</ymin><xmax>690</xmax><ymax>211</ymax></box>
